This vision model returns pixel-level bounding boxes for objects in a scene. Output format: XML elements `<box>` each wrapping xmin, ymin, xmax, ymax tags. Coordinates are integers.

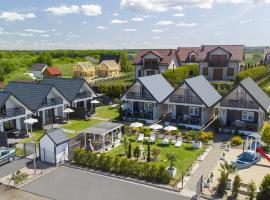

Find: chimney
<box><xmin>201</xmin><ymin>45</ymin><xmax>205</xmax><ymax>52</ymax></box>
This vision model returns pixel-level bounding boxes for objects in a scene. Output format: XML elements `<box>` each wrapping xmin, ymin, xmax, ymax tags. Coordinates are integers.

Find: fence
<box><xmin>88</xmin><ymin>73</ymin><xmax>133</xmax><ymax>86</ymax></box>
<box><xmin>68</xmin><ymin>133</ymin><xmax>85</xmax><ymax>160</ymax></box>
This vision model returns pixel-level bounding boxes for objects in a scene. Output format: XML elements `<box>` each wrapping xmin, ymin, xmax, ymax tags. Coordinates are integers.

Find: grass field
<box><xmin>245</xmin><ymin>52</ymin><xmax>263</xmax><ymax>65</ymax></box>
<box><xmin>60</xmin><ymin>119</ymin><xmax>104</xmax><ymax>131</ymax></box>
<box><xmin>54</xmin><ymin>63</ymin><xmax>74</xmax><ymax>78</ymax></box>
<box><xmin>95</xmin><ymin>105</ymin><xmax>120</xmax><ymax>120</ymax></box>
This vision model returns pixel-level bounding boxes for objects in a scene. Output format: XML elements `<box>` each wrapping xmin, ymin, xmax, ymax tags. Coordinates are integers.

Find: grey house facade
<box><xmin>30</xmin><ymin>63</ymin><xmax>48</xmax><ymax>80</ymax></box>
<box><xmin>5</xmin><ymin>81</ymin><xmax>69</xmax><ymax>127</ymax></box>
<box><xmin>121</xmin><ymin>74</ymin><xmax>174</xmax><ymax>124</ymax></box>
<box><xmin>215</xmin><ymin>77</ymin><xmax>270</xmax><ymax>135</ymax></box>
<box><xmin>163</xmin><ymin>75</ymin><xmax>221</xmax><ymax>129</ymax></box>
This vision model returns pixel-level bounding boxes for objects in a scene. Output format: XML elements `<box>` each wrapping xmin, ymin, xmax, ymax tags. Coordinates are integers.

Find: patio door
<box><xmin>213</xmin><ymin>68</ymin><xmax>223</xmax><ymax>80</ymax></box>
<box><xmin>45</xmin><ymin>108</ymin><xmax>55</xmax><ymax>124</ymax></box>
<box><xmin>133</xmin><ymin>102</ymin><xmax>139</xmax><ymax>112</ymax></box>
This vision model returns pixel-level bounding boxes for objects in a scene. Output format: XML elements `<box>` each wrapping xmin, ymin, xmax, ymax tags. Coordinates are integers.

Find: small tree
<box><xmin>151</xmin><ymin>148</ymin><xmax>161</xmax><ymax>161</ymax></box>
<box><xmin>216</xmin><ymin>170</ymin><xmax>228</xmax><ymax>197</ymax></box>
<box><xmin>133</xmin><ymin>146</ymin><xmax>140</xmax><ymax>160</ymax></box>
<box><xmin>166</xmin><ymin>153</ymin><xmax>177</xmax><ymax>170</ymax></box>
<box><xmin>147</xmin><ymin>142</ymin><xmax>151</xmax><ymax>162</ymax></box>
<box><xmin>232</xmin><ymin>175</ymin><xmax>241</xmax><ymax>199</ymax></box>
<box><xmin>247</xmin><ymin>180</ymin><xmax>256</xmax><ymax>200</ymax></box>
<box><xmin>261</xmin><ymin>123</ymin><xmax>270</xmax><ymax>148</ymax></box>
<box><xmin>257</xmin><ymin>174</ymin><xmax>270</xmax><ymax>200</ymax></box>
<box><xmin>127</xmin><ymin>142</ymin><xmax>132</xmax><ymax>159</ymax></box>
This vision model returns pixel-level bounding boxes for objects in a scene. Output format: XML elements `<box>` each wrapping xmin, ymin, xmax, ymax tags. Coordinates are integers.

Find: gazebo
<box><xmin>81</xmin><ymin>122</ymin><xmax>124</xmax><ymax>152</ymax></box>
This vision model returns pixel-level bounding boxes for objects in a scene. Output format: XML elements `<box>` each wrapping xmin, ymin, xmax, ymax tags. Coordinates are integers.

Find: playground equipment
<box><xmin>256</xmin><ymin>147</ymin><xmax>270</xmax><ymax>162</ymax></box>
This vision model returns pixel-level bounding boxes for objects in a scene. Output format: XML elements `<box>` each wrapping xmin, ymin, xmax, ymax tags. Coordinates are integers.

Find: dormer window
<box><xmin>209</xmin><ymin>55</ymin><xmax>228</xmax><ymax>67</ymax></box>
<box><xmin>190</xmin><ymin>54</ymin><xmax>196</xmax><ymax>62</ymax></box>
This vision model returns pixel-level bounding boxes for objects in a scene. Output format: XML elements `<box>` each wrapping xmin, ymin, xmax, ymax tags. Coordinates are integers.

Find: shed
<box><xmin>97</xmin><ymin>60</ymin><xmax>120</xmax><ymax>77</ymax></box>
<box><xmin>43</xmin><ymin>67</ymin><xmax>62</xmax><ymax>78</ymax></box>
<box><xmin>73</xmin><ymin>62</ymin><xmax>96</xmax><ymax>81</ymax></box>
<box><xmin>30</xmin><ymin>63</ymin><xmax>48</xmax><ymax>79</ymax></box>
<box><xmin>39</xmin><ymin>129</ymin><xmax>69</xmax><ymax>165</ymax></box>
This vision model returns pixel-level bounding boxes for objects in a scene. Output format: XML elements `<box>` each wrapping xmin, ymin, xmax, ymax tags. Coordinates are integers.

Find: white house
<box><xmin>39</xmin><ymin>129</ymin><xmax>69</xmax><ymax>165</ymax></box>
<box><xmin>30</xmin><ymin>63</ymin><xmax>48</xmax><ymax>80</ymax></box>
<box><xmin>163</xmin><ymin>75</ymin><xmax>222</xmax><ymax>129</ymax></box>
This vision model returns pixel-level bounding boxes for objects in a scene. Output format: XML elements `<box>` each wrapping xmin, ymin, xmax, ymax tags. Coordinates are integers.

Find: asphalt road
<box><xmin>21</xmin><ymin>167</ymin><xmax>190</xmax><ymax>200</ymax></box>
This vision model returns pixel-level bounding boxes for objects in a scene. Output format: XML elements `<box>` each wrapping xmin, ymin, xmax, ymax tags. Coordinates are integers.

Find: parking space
<box><xmin>21</xmin><ymin>167</ymin><xmax>190</xmax><ymax>200</ymax></box>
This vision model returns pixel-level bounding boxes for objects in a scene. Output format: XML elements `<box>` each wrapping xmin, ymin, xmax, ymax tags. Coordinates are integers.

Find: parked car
<box><xmin>0</xmin><ymin>148</ymin><xmax>15</xmax><ymax>165</ymax></box>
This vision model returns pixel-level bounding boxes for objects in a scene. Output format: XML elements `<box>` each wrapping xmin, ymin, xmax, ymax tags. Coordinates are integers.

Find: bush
<box><xmin>73</xmin><ymin>148</ymin><xmax>171</xmax><ymax>184</ymax></box>
<box><xmin>183</xmin><ymin>130</ymin><xmax>200</xmax><ymax>141</ymax></box>
<box><xmin>261</xmin><ymin>123</ymin><xmax>270</xmax><ymax>148</ymax></box>
<box><xmin>231</xmin><ymin>136</ymin><xmax>243</xmax><ymax>146</ymax></box>
<box><xmin>216</xmin><ymin>170</ymin><xmax>228</xmax><ymax>197</ymax></box>
<box><xmin>247</xmin><ymin>180</ymin><xmax>256</xmax><ymax>200</ymax></box>
<box><xmin>235</xmin><ymin>66</ymin><xmax>268</xmax><ymax>83</ymax></box>
<box><xmin>232</xmin><ymin>175</ymin><xmax>241</xmax><ymax>199</ymax></box>
<box><xmin>257</xmin><ymin>174</ymin><xmax>270</xmax><ymax>200</ymax></box>
<box><xmin>139</xmin><ymin>127</ymin><xmax>151</xmax><ymax>137</ymax></box>
<box><xmin>199</xmin><ymin>131</ymin><xmax>214</xmax><ymax>143</ymax></box>
<box><xmin>171</xmin><ymin>129</ymin><xmax>180</xmax><ymax>136</ymax></box>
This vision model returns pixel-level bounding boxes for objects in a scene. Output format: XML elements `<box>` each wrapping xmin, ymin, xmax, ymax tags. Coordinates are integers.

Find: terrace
<box><xmin>0</xmin><ymin>107</ymin><xmax>25</xmax><ymax>119</ymax></box>
<box><xmin>220</xmin><ymin>99</ymin><xmax>259</xmax><ymax>109</ymax></box>
<box><xmin>41</xmin><ymin>97</ymin><xmax>63</xmax><ymax>108</ymax></box>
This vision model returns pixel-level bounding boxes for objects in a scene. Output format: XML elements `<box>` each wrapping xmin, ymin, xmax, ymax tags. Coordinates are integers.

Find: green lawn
<box><xmin>106</xmin><ymin>138</ymin><xmax>205</xmax><ymax>183</ymax></box>
<box><xmin>60</xmin><ymin>119</ymin><xmax>104</xmax><ymax>131</ymax></box>
<box><xmin>54</xmin><ymin>63</ymin><xmax>74</xmax><ymax>78</ymax></box>
<box><xmin>19</xmin><ymin>130</ymin><xmax>44</xmax><ymax>144</ymax></box>
<box><xmin>94</xmin><ymin>105</ymin><xmax>120</xmax><ymax>120</ymax></box>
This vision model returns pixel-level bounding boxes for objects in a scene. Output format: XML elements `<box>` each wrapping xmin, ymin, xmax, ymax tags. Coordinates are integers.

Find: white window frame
<box><xmin>242</xmin><ymin>111</ymin><xmax>254</xmax><ymax>121</ymax></box>
<box><xmin>144</xmin><ymin>102</ymin><xmax>153</xmax><ymax>111</ymax></box>
<box><xmin>189</xmin><ymin>107</ymin><xmax>199</xmax><ymax>116</ymax></box>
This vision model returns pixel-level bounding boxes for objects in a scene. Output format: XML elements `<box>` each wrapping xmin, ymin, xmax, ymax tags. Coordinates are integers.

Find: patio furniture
<box><xmin>160</xmin><ymin>135</ymin><xmax>170</xmax><ymax>145</ymax></box>
<box><xmin>137</xmin><ymin>133</ymin><xmax>144</xmax><ymax>142</ymax></box>
<box><xmin>175</xmin><ymin>138</ymin><xmax>183</xmax><ymax>147</ymax></box>
<box><xmin>149</xmin><ymin>134</ymin><xmax>155</xmax><ymax>143</ymax></box>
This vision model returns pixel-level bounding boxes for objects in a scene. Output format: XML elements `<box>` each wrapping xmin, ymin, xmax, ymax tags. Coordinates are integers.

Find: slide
<box><xmin>256</xmin><ymin>147</ymin><xmax>270</xmax><ymax>162</ymax></box>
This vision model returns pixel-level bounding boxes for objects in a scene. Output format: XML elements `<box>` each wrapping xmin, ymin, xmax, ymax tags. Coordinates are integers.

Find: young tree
<box><xmin>261</xmin><ymin>123</ymin><xmax>270</xmax><ymax>148</ymax></box>
<box><xmin>166</xmin><ymin>153</ymin><xmax>177</xmax><ymax>170</ymax></box>
<box><xmin>247</xmin><ymin>180</ymin><xmax>256</xmax><ymax>200</ymax></box>
<box><xmin>216</xmin><ymin>170</ymin><xmax>228</xmax><ymax>197</ymax></box>
<box><xmin>147</xmin><ymin>142</ymin><xmax>151</xmax><ymax>162</ymax></box>
<box><xmin>151</xmin><ymin>148</ymin><xmax>161</xmax><ymax>161</ymax></box>
<box><xmin>257</xmin><ymin>174</ymin><xmax>270</xmax><ymax>200</ymax></box>
<box><xmin>35</xmin><ymin>52</ymin><xmax>53</xmax><ymax>66</ymax></box>
<box><xmin>127</xmin><ymin>142</ymin><xmax>132</xmax><ymax>159</ymax></box>
<box><xmin>133</xmin><ymin>146</ymin><xmax>140</xmax><ymax>160</ymax></box>
<box><xmin>232</xmin><ymin>175</ymin><xmax>241</xmax><ymax>199</ymax></box>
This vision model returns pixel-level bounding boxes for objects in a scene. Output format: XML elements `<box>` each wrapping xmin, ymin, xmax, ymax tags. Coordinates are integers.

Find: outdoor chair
<box><xmin>149</xmin><ymin>134</ymin><xmax>156</xmax><ymax>143</ymax></box>
<box><xmin>175</xmin><ymin>137</ymin><xmax>183</xmax><ymax>147</ymax></box>
<box><xmin>160</xmin><ymin>135</ymin><xmax>170</xmax><ymax>145</ymax></box>
<box><xmin>137</xmin><ymin>133</ymin><xmax>144</xmax><ymax>142</ymax></box>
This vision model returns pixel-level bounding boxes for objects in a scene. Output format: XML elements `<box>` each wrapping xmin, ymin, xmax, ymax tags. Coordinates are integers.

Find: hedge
<box><xmin>235</xmin><ymin>66</ymin><xmax>268</xmax><ymax>83</ymax></box>
<box><xmin>73</xmin><ymin>148</ymin><xmax>171</xmax><ymax>184</ymax></box>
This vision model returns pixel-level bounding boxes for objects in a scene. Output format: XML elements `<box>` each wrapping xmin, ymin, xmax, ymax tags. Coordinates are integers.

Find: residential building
<box><xmin>198</xmin><ymin>45</ymin><xmax>245</xmax><ymax>81</ymax></box>
<box><xmin>73</xmin><ymin>62</ymin><xmax>96</xmax><ymax>81</ymax></box>
<box><xmin>264</xmin><ymin>48</ymin><xmax>270</xmax><ymax>68</ymax></box>
<box><xmin>121</xmin><ymin>74</ymin><xmax>174</xmax><ymax>124</ymax></box>
<box><xmin>97</xmin><ymin>60</ymin><xmax>120</xmax><ymax>77</ymax></box>
<box><xmin>43</xmin><ymin>67</ymin><xmax>62</xmax><ymax>78</ymax></box>
<box><xmin>176</xmin><ymin>47</ymin><xmax>201</xmax><ymax>66</ymax></box>
<box><xmin>30</xmin><ymin>63</ymin><xmax>48</xmax><ymax>80</ymax></box>
<box><xmin>5</xmin><ymin>81</ymin><xmax>69</xmax><ymax>127</ymax></box>
<box><xmin>215</xmin><ymin>77</ymin><xmax>270</xmax><ymax>135</ymax></box>
<box><xmin>0</xmin><ymin>91</ymin><xmax>32</xmax><ymax>133</ymax></box>
<box><xmin>42</xmin><ymin>78</ymin><xmax>97</xmax><ymax>118</ymax></box>
<box><xmin>163</xmin><ymin>75</ymin><xmax>221</xmax><ymax>129</ymax></box>
<box><xmin>134</xmin><ymin>49</ymin><xmax>179</xmax><ymax>78</ymax></box>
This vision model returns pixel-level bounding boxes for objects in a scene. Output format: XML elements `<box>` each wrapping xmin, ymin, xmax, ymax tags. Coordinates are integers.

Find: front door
<box><xmin>213</xmin><ymin>68</ymin><xmax>223</xmax><ymax>80</ymax></box>
<box><xmin>133</xmin><ymin>102</ymin><xmax>139</xmax><ymax>112</ymax></box>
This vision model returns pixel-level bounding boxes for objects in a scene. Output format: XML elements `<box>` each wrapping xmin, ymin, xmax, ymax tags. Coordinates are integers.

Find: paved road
<box><xmin>21</xmin><ymin>167</ymin><xmax>190</xmax><ymax>200</ymax></box>
<box><xmin>0</xmin><ymin>157</ymin><xmax>32</xmax><ymax>178</ymax></box>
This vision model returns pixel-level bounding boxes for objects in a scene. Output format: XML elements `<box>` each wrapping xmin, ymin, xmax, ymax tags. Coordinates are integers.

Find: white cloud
<box><xmin>173</xmin><ymin>6</ymin><xmax>183</xmax><ymax>11</ymax></box>
<box><xmin>17</xmin><ymin>32</ymin><xmax>34</xmax><ymax>37</ymax></box>
<box><xmin>81</xmin><ymin>5</ymin><xmax>102</xmax><ymax>16</ymax></box>
<box><xmin>239</xmin><ymin>19</ymin><xmax>253</xmax><ymax>24</ymax></box>
<box><xmin>24</xmin><ymin>29</ymin><xmax>45</xmax><ymax>33</ymax></box>
<box><xmin>176</xmin><ymin>22</ymin><xmax>198</xmax><ymax>27</ymax></box>
<box><xmin>97</xmin><ymin>26</ymin><xmax>109</xmax><ymax>30</ymax></box>
<box><xmin>155</xmin><ymin>20</ymin><xmax>174</xmax><ymax>26</ymax></box>
<box><xmin>174</xmin><ymin>13</ymin><xmax>185</xmax><ymax>17</ymax></box>
<box><xmin>132</xmin><ymin>17</ymin><xmax>143</xmax><ymax>21</ymax></box>
<box><xmin>213</xmin><ymin>32</ymin><xmax>222</xmax><ymax>36</ymax></box>
<box><xmin>152</xmin><ymin>36</ymin><xmax>160</xmax><ymax>39</ymax></box>
<box><xmin>112</xmin><ymin>13</ymin><xmax>119</xmax><ymax>16</ymax></box>
<box><xmin>51</xmin><ymin>29</ymin><xmax>56</xmax><ymax>32</ymax></box>
<box><xmin>40</xmin><ymin>34</ymin><xmax>50</xmax><ymax>37</ymax></box>
<box><xmin>0</xmin><ymin>12</ymin><xmax>35</xmax><ymax>21</ymax></box>
<box><xmin>123</xmin><ymin>28</ymin><xmax>136</xmax><ymax>32</ymax></box>
<box><xmin>45</xmin><ymin>5</ymin><xmax>80</xmax><ymax>15</ymax></box>
<box><xmin>152</xmin><ymin>29</ymin><xmax>164</xmax><ymax>32</ymax></box>
<box><xmin>111</xmin><ymin>19</ymin><xmax>128</xmax><ymax>24</ymax></box>
<box><xmin>82</xmin><ymin>21</ymin><xmax>88</xmax><ymax>24</ymax></box>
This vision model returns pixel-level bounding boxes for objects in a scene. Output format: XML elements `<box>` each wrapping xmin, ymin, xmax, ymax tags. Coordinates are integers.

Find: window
<box><xmin>242</xmin><ymin>111</ymin><xmax>254</xmax><ymax>121</ymax></box>
<box><xmin>138</xmin><ymin>70</ymin><xmax>142</xmax><ymax>77</ymax></box>
<box><xmin>189</xmin><ymin>107</ymin><xmax>199</xmax><ymax>116</ymax></box>
<box><xmin>144</xmin><ymin>102</ymin><xmax>153</xmax><ymax>111</ymax></box>
<box><xmin>202</xmin><ymin>67</ymin><xmax>208</xmax><ymax>76</ymax></box>
<box><xmin>227</xmin><ymin>68</ymin><xmax>234</xmax><ymax>76</ymax></box>
<box><xmin>190</xmin><ymin>54</ymin><xmax>196</xmax><ymax>62</ymax></box>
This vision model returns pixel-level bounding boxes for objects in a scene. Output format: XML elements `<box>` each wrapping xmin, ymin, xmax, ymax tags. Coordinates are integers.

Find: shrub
<box><xmin>247</xmin><ymin>180</ymin><xmax>256</xmax><ymax>200</ymax></box>
<box><xmin>183</xmin><ymin>130</ymin><xmax>200</xmax><ymax>141</ymax></box>
<box><xmin>257</xmin><ymin>174</ymin><xmax>270</xmax><ymax>200</ymax></box>
<box><xmin>127</xmin><ymin>142</ymin><xmax>132</xmax><ymax>159</ymax></box>
<box><xmin>232</xmin><ymin>175</ymin><xmax>241</xmax><ymax>199</ymax></box>
<box><xmin>166</xmin><ymin>153</ymin><xmax>177</xmax><ymax>170</ymax></box>
<box><xmin>133</xmin><ymin>146</ymin><xmax>140</xmax><ymax>160</ymax></box>
<box><xmin>199</xmin><ymin>131</ymin><xmax>214</xmax><ymax>143</ymax></box>
<box><xmin>261</xmin><ymin>123</ymin><xmax>270</xmax><ymax>148</ymax></box>
<box><xmin>235</xmin><ymin>66</ymin><xmax>268</xmax><ymax>83</ymax></box>
<box><xmin>216</xmin><ymin>170</ymin><xmax>228</xmax><ymax>197</ymax></box>
<box><xmin>171</xmin><ymin>129</ymin><xmax>180</xmax><ymax>136</ymax></box>
<box><xmin>139</xmin><ymin>127</ymin><xmax>151</xmax><ymax>137</ymax></box>
<box><xmin>151</xmin><ymin>148</ymin><xmax>161</xmax><ymax>161</ymax></box>
<box><xmin>231</xmin><ymin>136</ymin><xmax>243</xmax><ymax>146</ymax></box>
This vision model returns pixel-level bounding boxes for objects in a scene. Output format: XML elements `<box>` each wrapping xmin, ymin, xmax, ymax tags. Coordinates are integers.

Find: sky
<box><xmin>0</xmin><ymin>0</ymin><xmax>270</xmax><ymax>50</ymax></box>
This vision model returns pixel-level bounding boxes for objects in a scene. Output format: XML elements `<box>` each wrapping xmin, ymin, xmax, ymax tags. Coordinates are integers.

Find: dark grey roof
<box><xmin>185</xmin><ymin>75</ymin><xmax>222</xmax><ymax>107</ymax></box>
<box><xmin>42</xmin><ymin>78</ymin><xmax>91</xmax><ymax>103</ymax></box>
<box><xmin>99</xmin><ymin>54</ymin><xmax>120</xmax><ymax>64</ymax></box>
<box><xmin>5</xmin><ymin>81</ymin><xmax>53</xmax><ymax>111</ymax></box>
<box><xmin>81</xmin><ymin>122</ymin><xmax>124</xmax><ymax>136</ymax></box>
<box><xmin>240</xmin><ymin>77</ymin><xmax>270</xmax><ymax>112</ymax></box>
<box><xmin>0</xmin><ymin>91</ymin><xmax>11</xmax><ymax>108</ymax></box>
<box><xmin>138</xmin><ymin>74</ymin><xmax>174</xmax><ymax>103</ymax></box>
<box><xmin>30</xmin><ymin>63</ymin><xmax>48</xmax><ymax>71</ymax></box>
<box><xmin>47</xmin><ymin>129</ymin><xmax>69</xmax><ymax>145</ymax></box>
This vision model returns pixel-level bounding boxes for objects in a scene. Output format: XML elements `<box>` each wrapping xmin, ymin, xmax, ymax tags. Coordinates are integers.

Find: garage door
<box><xmin>213</xmin><ymin>68</ymin><xmax>223</xmax><ymax>80</ymax></box>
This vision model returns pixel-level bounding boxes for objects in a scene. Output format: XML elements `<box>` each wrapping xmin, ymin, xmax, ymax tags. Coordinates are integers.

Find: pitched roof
<box><xmin>138</xmin><ymin>74</ymin><xmax>174</xmax><ymax>103</ymax></box>
<box><xmin>30</xmin><ymin>63</ymin><xmax>48</xmax><ymax>71</ymax></box>
<box><xmin>239</xmin><ymin>77</ymin><xmax>270</xmax><ymax>112</ymax></box>
<box><xmin>4</xmin><ymin>81</ymin><xmax>54</xmax><ymax>111</ymax></box>
<box><xmin>197</xmin><ymin>45</ymin><xmax>245</xmax><ymax>62</ymax></box>
<box><xmin>42</xmin><ymin>78</ymin><xmax>94</xmax><ymax>103</ymax></box>
<box><xmin>176</xmin><ymin>47</ymin><xmax>201</xmax><ymax>62</ymax></box>
<box><xmin>99</xmin><ymin>54</ymin><xmax>120</xmax><ymax>64</ymax></box>
<box><xmin>45</xmin><ymin>67</ymin><xmax>61</xmax><ymax>75</ymax></box>
<box><xmin>0</xmin><ymin>91</ymin><xmax>11</xmax><ymax>108</ymax></box>
<box><xmin>75</xmin><ymin>62</ymin><xmax>95</xmax><ymax>71</ymax></box>
<box><xmin>98</xmin><ymin>60</ymin><xmax>120</xmax><ymax>70</ymax></box>
<box><xmin>134</xmin><ymin>49</ymin><xmax>176</xmax><ymax>66</ymax></box>
<box><xmin>184</xmin><ymin>75</ymin><xmax>222</xmax><ymax>107</ymax></box>
<box><xmin>46</xmin><ymin>129</ymin><xmax>69</xmax><ymax>145</ymax></box>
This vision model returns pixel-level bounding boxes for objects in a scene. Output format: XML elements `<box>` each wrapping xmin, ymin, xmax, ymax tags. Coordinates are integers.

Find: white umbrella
<box><xmin>91</xmin><ymin>100</ymin><xmax>100</xmax><ymax>104</ymax></box>
<box><xmin>130</xmin><ymin>122</ymin><xmax>144</xmax><ymax>128</ymax></box>
<box><xmin>63</xmin><ymin>108</ymin><xmax>74</xmax><ymax>120</ymax></box>
<box><xmin>164</xmin><ymin>125</ymin><xmax>177</xmax><ymax>131</ymax></box>
<box><xmin>149</xmin><ymin>124</ymin><xmax>163</xmax><ymax>130</ymax></box>
<box><xmin>24</xmin><ymin>118</ymin><xmax>38</xmax><ymax>134</ymax></box>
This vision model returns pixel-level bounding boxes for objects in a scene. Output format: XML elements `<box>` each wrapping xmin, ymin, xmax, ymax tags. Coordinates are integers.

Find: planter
<box><xmin>167</xmin><ymin>167</ymin><xmax>177</xmax><ymax>178</ymax></box>
<box><xmin>226</xmin><ymin>179</ymin><xmax>233</xmax><ymax>190</ymax></box>
<box><xmin>192</xmin><ymin>141</ymin><xmax>202</xmax><ymax>149</ymax></box>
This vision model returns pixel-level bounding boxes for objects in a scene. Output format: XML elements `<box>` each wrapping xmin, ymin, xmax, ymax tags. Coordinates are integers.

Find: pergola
<box><xmin>81</xmin><ymin>122</ymin><xmax>124</xmax><ymax>152</ymax></box>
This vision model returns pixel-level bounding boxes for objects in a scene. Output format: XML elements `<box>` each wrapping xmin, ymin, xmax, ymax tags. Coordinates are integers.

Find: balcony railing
<box><xmin>76</xmin><ymin>91</ymin><xmax>92</xmax><ymax>100</ymax></box>
<box><xmin>41</xmin><ymin>97</ymin><xmax>63</xmax><ymax>108</ymax></box>
<box><xmin>123</xmin><ymin>110</ymin><xmax>153</xmax><ymax>120</ymax></box>
<box><xmin>209</xmin><ymin>61</ymin><xmax>228</xmax><ymax>67</ymax></box>
<box><xmin>169</xmin><ymin>95</ymin><xmax>202</xmax><ymax>105</ymax></box>
<box><xmin>126</xmin><ymin>92</ymin><xmax>155</xmax><ymax>101</ymax></box>
<box><xmin>220</xmin><ymin>99</ymin><xmax>259</xmax><ymax>109</ymax></box>
<box><xmin>0</xmin><ymin>107</ymin><xmax>25</xmax><ymax>119</ymax></box>
<box><xmin>143</xmin><ymin>64</ymin><xmax>159</xmax><ymax>70</ymax></box>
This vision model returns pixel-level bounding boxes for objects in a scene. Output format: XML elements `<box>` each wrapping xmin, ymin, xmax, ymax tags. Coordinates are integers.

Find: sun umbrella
<box><xmin>63</xmin><ymin>108</ymin><xmax>74</xmax><ymax>113</ymax></box>
<box><xmin>130</xmin><ymin>122</ymin><xmax>144</xmax><ymax>128</ymax></box>
<box><xmin>91</xmin><ymin>100</ymin><xmax>100</xmax><ymax>104</ymax></box>
<box><xmin>24</xmin><ymin>118</ymin><xmax>38</xmax><ymax>134</ymax></box>
<box><xmin>164</xmin><ymin>125</ymin><xmax>177</xmax><ymax>131</ymax></box>
<box><xmin>149</xmin><ymin>124</ymin><xmax>163</xmax><ymax>130</ymax></box>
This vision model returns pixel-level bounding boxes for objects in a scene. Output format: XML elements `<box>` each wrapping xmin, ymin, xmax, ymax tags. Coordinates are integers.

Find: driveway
<box><xmin>21</xmin><ymin>167</ymin><xmax>190</xmax><ymax>200</ymax></box>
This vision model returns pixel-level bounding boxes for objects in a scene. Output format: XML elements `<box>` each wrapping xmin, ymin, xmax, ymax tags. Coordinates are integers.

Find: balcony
<box><xmin>209</xmin><ymin>61</ymin><xmax>228</xmax><ymax>67</ymax></box>
<box><xmin>126</xmin><ymin>92</ymin><xmax>155</xmax><ymax>101</ymax></box>
<box><xmin>41</xmin><ymin>97</ymin><xmax>63</xmax><ymax>108</ymax></box>
<box><xmin>143</xmin><ymin>64</ymin><xmax>159</xmax><ymax>70</ymax></box>
<box><xmin>169</xmin><ymin>95</ymin><xmax>202</xmax><ymax>105</ymax></box>
<box><xmin>220</xmin><ymin>99</ymin><xmax>259</xmax><ymax>109</ymax></box>
<box><xmin>123</xmin><ymin>110</ymin><xmax>153</xmax><ymax>120</ymax></box>
<box><xmin>76</xmin><ymin>91</ymin><xmax>92</xmax><ymax>100</ymax></box>
<box><xmin>0</xmin><ymin>107</ymin><xmax>25</xmax><ymax>119</ymax></box>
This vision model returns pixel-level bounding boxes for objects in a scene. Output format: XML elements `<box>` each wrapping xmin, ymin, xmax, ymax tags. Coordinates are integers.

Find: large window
<box><xmin>144</xmin><ymin>102</ymin><xmax>153</xmax><ymax>111</ymax></box>
<box><xmin>242</xmin><ymin>111</ymin><xmax>254</xmax><ymax>121</ymax></box>
<box><xmin>203</xmin><ymin>67</ymin><xmax>208</xmax><ymax>76</ymax></box>
<box><xmin>190</xmin><ymin>54</ymin><xmax>196</xmax><ymax>62</ymax></box>
<box><xmin>227</xmin><ymin>68</ymin><xmax>234</xmax><ymax>76</ymax></box>
<box><xmin>209</xmin><ymin>55</ymin><xmax>227</xmax><ymax>67</ymax></box>
<box><xmin>189</xmin><ymin>107</ymin><xmax>199</xmax><ymax>116</ymax></box>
